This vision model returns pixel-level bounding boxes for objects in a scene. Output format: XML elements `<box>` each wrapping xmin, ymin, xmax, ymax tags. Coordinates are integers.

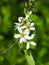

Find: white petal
<box><xmin>21</xmin><ymin>26</ymin><xmax>26</xmax><ymax>29</ymax></box>
<box><xmin>26</xmin><ymin>43</ymin><xmax>30</xmax><ymax>49</ymax></box>
<box><xmin>18</xmin><ymin>17</ymin><xmax>23</xmax><ymax>22</ymax></box>
<box><xmin>25</xmin><ymin>35</ymin><xmax>31</xmax><ymax>40</ymax></box>
<box><xmin>24</xmin><ymin>29</ymin><xmax>30</xmax><ymax>35</ymax></box>
<box><xmin>30</xmin><ymin>23</ymin><xmax>34</xmax><ymax>26</ymax></box>
<box><xmin>30</xmin><ymin>34</ymin><xmax>35</xmax><ymax>39</ymax></box>
<box><xmin>25</xmin><ymin>34</ymin><xmax>35</xmax><ymax>40</ymax></box>
<box><xmin>19</xmin><ymin>37</ymin><xmax>26</xmax><ymax>43</ymax></box>
<box><xmin>29</xmin><ymin>11</ymin><xmax>32</xmax><ymax>15</ymax></box>
<box><xmin>14</xmin><ymin>34</ymin><xmax>20</xmax><ymax>38</ymax></box>
<box><xmin>15</xmin><ymin>23</ymin><xmax>21</xmax><ymax>26</ymax></box>
<box><xmin>26</xmin><ymin>15</ymin><xmax>29</xmax><ymax>20</ymax></box>
<box><xmin>17</xmin><ymin>27</ymin><xmax>22</xmax><ymax>33</ymax></box>
<box><xmin>15</xmin><ymin>23</ymin><xmax>19</xmax><ymax>25</ymax></box>
<box><xmin>30</xmin><ymin>41</ymin><xmax>36</xmax><ymax>46</ymax></box>
<box><xmin>30</xmin><ymin>27</ymin><xmax>35</xmax><ymax>30</ymax></box>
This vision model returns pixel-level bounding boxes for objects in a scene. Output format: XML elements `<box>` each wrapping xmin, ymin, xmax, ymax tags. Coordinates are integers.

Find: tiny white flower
<box><xmin>14</xmin><ymin>27</ymin><xmax>30</xmax><ymax>43</ymax></box>
<box><xmin>14</xmin><ymin>33</ymin><xmax>26</xmax><ymax>43</ymax></box>
<box><xmin>26</xmin><ymin>41</ymin><xmax>36</xmax><ymax>49</ymax></box>
<box><xmin>21</xmin><ymin>21</ymin><xmax>35</xmax><ymax>31</ymax></box>
<box><xmin>18</xmin><ymin>17</ymin><xmax>23</xmax><ymax>22</ymax></box>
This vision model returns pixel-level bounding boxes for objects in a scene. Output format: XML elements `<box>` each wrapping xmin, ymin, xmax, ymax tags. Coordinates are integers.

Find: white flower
<box><xmin>18</xmin><ymin>17</ymin><xmax>23</xmax><ymax>22</ymax></box>
<box><xmin>26</xmin><ymin>41</ymin><xmax>36</xmax><ymax>49</ymax></box>
<box><xmin>21</xmin><ymin>21</ymin><xmax>35</xmax><ymax>31</ymax></box>
<box><xmin>14</xmin><ymin>27</ymin><xmax>30</xmax><ymax>43</ymax></box>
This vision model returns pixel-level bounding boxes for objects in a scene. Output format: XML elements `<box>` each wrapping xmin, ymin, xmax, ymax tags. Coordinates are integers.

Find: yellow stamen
<box><xmin>26</xmin><ymin>25</ymin><xmax>30</xmax><ymax>29</ymax></box>
<box><xmin>21</xmin><ymin>33</ymin><xmax>25</xmax><ymax>37</ymax></box>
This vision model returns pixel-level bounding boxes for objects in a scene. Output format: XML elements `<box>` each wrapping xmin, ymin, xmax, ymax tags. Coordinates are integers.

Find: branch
<box><xmin>0</xmin><ymin>42</ymin><xmax>17</xmax><ymax>55</ymax></box>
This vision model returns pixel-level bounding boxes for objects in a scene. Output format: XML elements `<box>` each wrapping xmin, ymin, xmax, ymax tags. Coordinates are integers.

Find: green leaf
<box><xmin>24</xmin><ymin>50</ymin><xmax>35</xmax><ymax>65</ymax></box>
<box><xmin>29</xmin><ymin>14</ymin><xmax>39</xmax><ymax>22</ymax></box>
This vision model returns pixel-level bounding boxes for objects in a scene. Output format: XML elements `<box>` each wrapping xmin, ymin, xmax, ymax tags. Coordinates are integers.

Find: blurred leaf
<box><xmin>24</xmin><ymin>50</ymin><xmax>35</xmax><ymax>65</ymax></box>
<box><xmin>2</xmin><ymin>6</ymin><xmax>11</xmax><ymax>19</ymax></box>
<box><xmin>38</xmin><ymin>48</ymin><xmax>47</xmax><ymax>58</ymax></box>
<box><xmin>29</xmin><ymin>14</ymin><xmax>39</xmax><ymax>22</ymax></box>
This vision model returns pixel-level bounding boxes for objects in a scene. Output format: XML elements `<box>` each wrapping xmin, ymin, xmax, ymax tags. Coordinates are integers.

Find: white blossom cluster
<box><xmin>14</xmin><ymin>11</ymin><xmax>36</xmax><ymax>49</ymax></box>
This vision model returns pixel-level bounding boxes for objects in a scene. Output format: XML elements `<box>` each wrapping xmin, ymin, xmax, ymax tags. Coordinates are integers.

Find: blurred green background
<box><xmin>0</xmin><ymin>0</ymin><xmax>49</xmax><ymax>65</ymax></box>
